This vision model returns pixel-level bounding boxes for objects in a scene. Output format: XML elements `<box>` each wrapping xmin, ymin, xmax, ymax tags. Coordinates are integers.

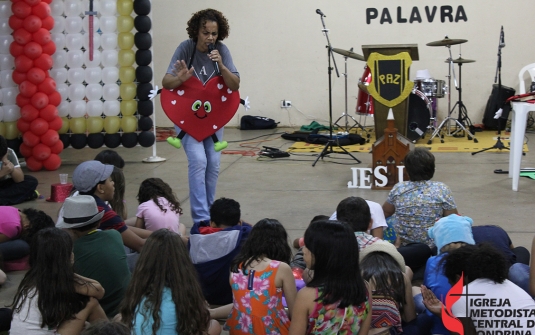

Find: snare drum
<box><xmin>356</xmin><ymin>65</ymin><xmax>374</xmax><ymax>115</ymax></box>
<box><xmin>414</xmin><ymin>78</ymin><xmax>447</xmax><ymax>98</ymax></box>
<box><xmin>407</xmin><ymin>90</ymin><xmax>433</xmax><ymax>142</ymax></box>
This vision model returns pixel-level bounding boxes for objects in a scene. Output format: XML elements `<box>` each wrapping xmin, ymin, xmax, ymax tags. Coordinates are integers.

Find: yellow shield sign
<box><xmin>366</xmin><ymin>52</ymin><xmax>413</xmax><ymax>108</ymax></box>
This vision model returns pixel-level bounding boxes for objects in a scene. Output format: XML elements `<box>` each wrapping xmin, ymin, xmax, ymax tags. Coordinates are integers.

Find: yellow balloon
<box><xmin>117</xmin><ymin>0</ymin><xmax>133</xmax><ymax>16</ymax></box>
<box><xmin>104</xmin><ymin>116</ymin><xmax>121</xmax><ymax>134</ymax></box>
<box><xmin>120</xmin><ymin>115</ymin><xmax>137</xmax><ymax>133</ymax></box>
<box><xmin>87</xmin><ymin>117</ymin><xmax>104</xmax><ymax>134</ymax></box>
<box><xmin>4</xmin><ymin>122</ymin><xmax>19</xmax><ymax>140</ymax></box>
<box><xmin>58</xmin><ymin>117</ymin><xmax>70</xmax><ymax>134</ymax></box>
<box><xmin>0</xmin><ymin>122</ymin><xmax>5</xmax><ymax>137</ymax></box>
<box><xmin>118</xmin><ymin>32</ymin><xmax>134</xmax><ymax>50</ymax></box>
<box><xmin>117</xmin><ymin>16</ymin><xmax>134</xmax><ymax>33</ymax></box>
<box><xmin>119</xmin><ymin>66</ymin><xmax>136</xmax><ymax>84</ymax></box>
<box><xmin>120</xmin><ymin>100</ymin><xmax>137</xmax><ymax>116</ymax></box>
<box><xmin>118</xmin><ymin>50</ymin><xmax>135</xmax><ymax>66</ymax></box>
<box><xmin>120</xmin><ymin>83</ymin><xmax>137</xmax><ymax>100</ymax></box>
<box><xmin>69</xmin><ymin>118</ymin><xmax>87</xmax><ymax>134</ymax></box>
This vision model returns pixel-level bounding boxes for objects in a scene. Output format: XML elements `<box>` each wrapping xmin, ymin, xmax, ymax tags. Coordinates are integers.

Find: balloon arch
<box><xmin>0</xmin><ymin>0</ymin><xmax>155</xmax><ymax>171</ymax></box>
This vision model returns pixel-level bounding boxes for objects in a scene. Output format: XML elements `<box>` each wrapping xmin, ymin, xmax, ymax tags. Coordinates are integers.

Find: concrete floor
<box><xmin>2</xmin><ymin>127</ymin><xmax>535</xmax><ymax>311</ymax></box>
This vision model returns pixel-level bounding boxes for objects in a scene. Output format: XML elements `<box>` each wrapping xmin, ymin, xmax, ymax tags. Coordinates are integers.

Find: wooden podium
<box><xmin>362</xmin><ymin>44</ymin><xmax>419</xmax><ymax>139</ymax></box>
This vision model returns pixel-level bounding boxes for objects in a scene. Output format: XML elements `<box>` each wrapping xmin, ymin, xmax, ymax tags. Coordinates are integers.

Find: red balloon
<box><xmin>31</xmin><ymin>2</ymin><xmax>51</xmax><ymax>19</ymax></box>
<box><xmin>14</xmin><ymin>55</ymin><xmax>33</xmax><ymax>73</ymax></box>
<box><xmin>13</xmin><ymin>28</ymin><xmax>32</xmax><ymax>45</ymax></box>
<box><xmin>12</xmin><ymin>70</ymin><xmax>27</xmax><ymax>84</ymax></box>
<box><xmin>8</xmin><ymin>16</ymin><xmax>23</xmax><ymax>30</ymax></box>
<box><xmin>12</xmin><ymin>2</ymin><xmax>32</xmax><ymax>19</ymax></box>
<box><xmin>43</xmin><ymin>153</ymin><xmax>61</xmax><ymax>171</ymax></box>
<box><xmin>40</xmin><ymin>129</ymin><xmax>59</xmax><ymax>146</ymax></box>
<box><xmin>26</xmin><ymin>156</ymin><xmax>43</xmax><ymax>171</ymax></box>
<box><xmin>41</xmin><ymin>0</ymin><xmax>52</xmax><ymax>4</ymax></box>
<box><xmin>41</xmin><ymin>41</ymin><xmax>55</xmax><ymax>55</ymax></box>
<box><xmin>22</xmin><ymin>15</ymin><xmax>42</xmax><ymax>33</ymax></box>
<box><xmin>22</xmin><ymin>130</ymin><xmax>40</xmax><ymax>147</ymax></box>
<box><xmin>30</xmin><ymin>92</ymin><xmax>49</xmax><ymax>109</ymax></box>
<box><xmin>30</xmin><ymin>118</ymin><xmax>49</xmax><ymax>136</ymax></box>
<box><xmin>19</xmin><ymin>142</ymin><xmax>32</xmax><ymax>158</ymax></box>
<box><xmin>9</xmin><ymin>42</ymin><xmax>24</xmax><ymax>57</ymax></box>
<box><xmin>32</xmin><ymin>143</ymin><xmax>51</xmax><ymax>161</ymax></box>
<box><xmin>50</xmin><ymin>139</ymin><xmax>63</xmax><ymax>154</ymax></box>
<box><xmin>39</xmin><ymin>105</ymin><xmax>57</xmax><ymax>121</ymax></box>
<box><xmin>17</xmin><ymin>118</ymin><xmax>31</xmax><ymax>133</ymax></box>
<box><xmin>16</xmin><ymin>94</ymin><xmax>31</xmax><ymax>108</ymax></box>
<box><xmin>23</xmin><ymin>41</ymin><xmax>42</xmax><ymax>59</ymax></box>
<box><xmin>27</xmin><ymin>67</ymin><xmax>46</xmax><ymax>84</ymax></box>
<box><xmin>48</xmin><ymin>116</ymin><xmax>63</xmax><ymax>131</ymax></box>
<box><xmin>41</xmin><ymin>16</ymin><xmax>54</xmax><ymax>31</ymax></box>
<box><xmin>47</xmin><ymin>91</ymin><xmax>61</xmax><ymax>107</ymax></box>
<box><xmin>38</xmin><ymin>77</ymin><xmax>56</xmax><ymax>94</ymax></box>
<box><xmin>34</xmin><ymin>53</ymin><xmax>53</xmax><ymax>71</ymax></box>
<box><xmin>19</xmin><ymin>80</ymin><xmax>38</xmax><ymax>98</ymax></box>
<box><xmin>23</xmin><ymin>0</ymin><xmax>42</xmax><ymax>6</ymax></box>
<box><xmin>32</xmin><ymin>28</ymin><xmax>51</xmax><ymax>45</ymax></box>
<box><xmin>21</xmin><ymin>104</ymin><xmax>39</xmax><ymax>122</ymax></box>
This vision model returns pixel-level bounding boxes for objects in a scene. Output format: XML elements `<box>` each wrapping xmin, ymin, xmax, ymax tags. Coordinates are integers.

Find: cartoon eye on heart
<box><xmin>191</xmin><ymin>99</ymin><xmax>212</xmax><ymax>119</ymax></box>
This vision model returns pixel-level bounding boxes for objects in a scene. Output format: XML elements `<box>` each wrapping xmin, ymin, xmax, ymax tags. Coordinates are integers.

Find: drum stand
<box><xmin>333</xmin><ymin>51</ymin><xmax>369</xmax><ymax>140</ymax></box>
<box><xmin>427</xmin><ymin>46</ymin><xmax>478</xmax><ymax>144</ymax></box>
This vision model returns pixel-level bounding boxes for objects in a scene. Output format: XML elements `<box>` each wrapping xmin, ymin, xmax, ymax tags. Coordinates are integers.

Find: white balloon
<box><xmin>83</xmin><ymin>33</ymin><xmax>101</xmax><ymax>50</ymax></box>
<box><xmin>85</xmin><ymin>67</ymin><xmax>102</xmax><ymax>84</ymax></box>
<box><xmin>101</xmin><ymin>50</ymin><xmax>118</xmax><ymax>67</ymax></box>
<box><xmin>103</xmin><ymin>100</ymin><xmax>120</xmax><ymax>116</ymax></box>
<box><xmin>57</xmin><ymin>101</ymin><xmax>70</xmax><ymax>117</ymax></box>
<box><xmin>85</xmin><ymin>84</ymin><xmax>102</xmax><ymax>101</ymax></box>
<box><xmin>86</xmin><ymin>100</ymin><xmax>103</xmax><ymax>117</ymax></box>
<box><xmin>101</xmin><ymin>33</ymin><xmax>118</xmax><ymax>50</ymax></box>
<box><xmin>0</xmin><ymin>35</ymin><xmax>12</xmax><ymax>55</ymax></box>
<box><xmin>50</xmin><ymin>0</ymin><xmax>65</xmax><ymax>16</ymax></box>
<box><xmin>82</xmin><ymin>16</ymin><xmax>100</xmax><ymax>34</ymax></box>
<box><xmin>83</xmin><ymin>50</ymin><xmax>101</xmax><ymax>68</ymax></box>
<box><xmin>0</xmin><ymin>2</ymin><xmax>10</xmax><ymax>19</ymax></box>
<box><xmin>100</xmin><ymin>0</ymin><xmax>117</xmax><ymax>16</ymax></box>
<box><xmin>56</xmin><ymin>83</ymin><xmax>69</xmax><ymax>100</ymax></box>
<box><xmin>3</xmin><ymin>105</ymin><xmax>20</xmax><ymax>122</ymax></box>
<box><xmin>51</xmin><ymin>16</ymin><xmax>65</xmax><ymax>34</ymax></box>
<box><xmin>68</xmin><ymin>100</ymin><xmax>86</xmax><ymax>118</ymax></box>
<box><xmin>0</xmin><ymin>70</ymin><xmax>15</xmax><ymax>88</ymax></box>
<box><xmin>0</xmin><ymin>54</ymin><xmax>14</xmax><ymax>71</ymax></box>
<box><xmin>64</xmin><ymin>0</ymin><xmax>82</xmax><ymax>17</ymax></box>
<box><xmin>66</xmin><ymin>50</ymin><xmax>84</xmax><ymax>68</ymax></box>
<box><xmin>99</xmin><ymin>16</ymin><xmax>117</xmax><ymax>33</ymax></box>
<box><xmin>52</xmin><ymin>50</ymin><xmax>67</xmax><ymax>68</ymax></box>
<box><xmin>51</xmin><ymin>68</ymin><xmax>68</xmax><ymax>84</ymax></box>
<box><xmin>0</xmin><ymin>106</ymin><xmax>4</xmax><ymax>122</ymax></box>
<box><xmin>51</xmin><ymin>33</ymin><xmax>66</xmax><ymax>49</ymax></box>
<box><xmin>66</xmin><ymin>33</ymin><xmax>84</xmax><ymax>51</ymax></box>
<box><xmin>101</xmin><ymin>67</ymin><xmax>119</xmax><ymax>84</ymax></box>
<box><xmin>0</xmin><ymin>88</ymin><xmax>4</xmax><ymax>103</ymax></box>
<box><xmin>65</xmin><ymin>16</ymin><xmax>83</xmax><ymax>34</ymax></box>
<box><xmin>67</xmin><ymin>67</ymin><xmax>85</xmax><ymax>84</ymax></box>
<box><xmin>0</xmin><ymin>19</ymin><xmax>10</xmax><ymax>35</ymax></box>
<box><xmin>68</xmin><ymin>83</ymin><xmax>86</xmax><ymax>100</ymax></box>
<box><xmin>102</xmin><ymin>83</ymin><xmax>119</xmax><ymax>101</ymax></box>
<box><xmin>1</xmin><ymin>88</ymin><xmax>18</xmax><ymax>105</ymax></box>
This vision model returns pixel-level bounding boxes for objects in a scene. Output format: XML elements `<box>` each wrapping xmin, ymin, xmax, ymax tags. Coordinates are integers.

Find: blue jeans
<box><xmin>509</xmin><ymin>263</ymin><xmax>531</xmax><ymax>296</ymax></box>
<box><xmin>174</xmin><ymin>125</ymin><xmax>223</xmax><ymax>224</ymax></box>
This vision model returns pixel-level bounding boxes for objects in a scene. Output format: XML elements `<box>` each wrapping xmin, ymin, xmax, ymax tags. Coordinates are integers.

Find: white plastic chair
<box><xmin>509</xmin><ymin>63</ymin><xmax>535</xmax><ymax>191</ymax></box>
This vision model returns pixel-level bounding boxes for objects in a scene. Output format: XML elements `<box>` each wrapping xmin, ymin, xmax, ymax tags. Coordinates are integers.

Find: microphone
<box><xmin>500</xmin><ymin>26</ymin><xmax>506</xmax><ymax>48</ymax></box>
<box><xmin>316</xmin><ymin>9</ymin><xmax>326</xmax><ymax>17</ymax></box>
<box><xmin>208</xmin><ymin>43</ymin><xmax>220</xmax><ymax>75</ymax></box>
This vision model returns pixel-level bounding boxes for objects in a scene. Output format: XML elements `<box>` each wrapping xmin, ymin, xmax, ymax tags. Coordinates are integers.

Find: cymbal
<box><xmin>332</xmin><ymin>48</ymin><xmax>365</xmax><ymax>61</ymax></box>
<box><xmin>426</xmin><ymin>38</ymin><xmax>468</xmax><ymax>47</ymax></box>
<box><xmin>445</xmin><ymin>57</ymin><xmax>476</xmax><ymax>64</ymax></box>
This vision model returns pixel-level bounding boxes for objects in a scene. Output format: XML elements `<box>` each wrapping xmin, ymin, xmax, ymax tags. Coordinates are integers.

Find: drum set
<box><xmin>333</xmin><ymin>36</ymin><xmax>477</xmax><ymax>143</ymax></box>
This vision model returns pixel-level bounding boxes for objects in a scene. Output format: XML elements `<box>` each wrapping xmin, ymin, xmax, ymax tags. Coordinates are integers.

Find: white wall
<box><xmin>153</xmin><ymin>0</ymin><xmax>535</xmax><ymax>128</ymax></box>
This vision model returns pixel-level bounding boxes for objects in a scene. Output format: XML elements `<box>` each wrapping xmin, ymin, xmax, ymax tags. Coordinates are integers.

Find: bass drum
<box><xmin>356</xmin><ymin>65</ymin><xmax>374</xmax><ymax>116</ymax></box>
<box><xmin>407</xmin><ymin>90</ymin><xmax>432</xmax><ymax>142</ymax></box>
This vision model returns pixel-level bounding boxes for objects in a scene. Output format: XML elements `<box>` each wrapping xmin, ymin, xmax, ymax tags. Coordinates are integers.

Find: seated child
<box><xmin>94</xmin><ymin>150</ymin><xmax>127</xmax><ymax>220</ymax></box>
<box><xmin>189</xmin><ymin>197</ymin><xmax>252</xmax><ymax>305</ymax></box>
<box><xmin>330</xmin><ymin>197</ymin><xmax>388</xmax><ymax>239</ymax></box>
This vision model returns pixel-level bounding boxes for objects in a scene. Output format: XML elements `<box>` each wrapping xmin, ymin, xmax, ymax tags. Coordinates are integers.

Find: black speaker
<box><xmin>482</xmin><ymin>84</ymin><xmax>516</xmax><ymax>130</ymax></box>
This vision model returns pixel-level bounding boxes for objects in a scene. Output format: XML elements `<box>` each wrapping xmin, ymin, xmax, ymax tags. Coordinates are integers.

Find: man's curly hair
<box><xmin>186</xmin><ymin>8</ymin><xmax>230</xmax><ymax>41</ymax></box>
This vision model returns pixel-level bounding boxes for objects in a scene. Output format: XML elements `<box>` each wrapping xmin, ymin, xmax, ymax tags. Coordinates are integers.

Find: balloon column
<box><xmin>10</xmin><ymin>0</ymin><xmax>62</xmax><ymax>171</ymax></box>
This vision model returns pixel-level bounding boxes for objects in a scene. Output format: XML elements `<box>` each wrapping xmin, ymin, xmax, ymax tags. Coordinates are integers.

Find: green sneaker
<box><xmin>167</xmin><ymin>137</ymin><xmax>182</xmax><ymax>149</ymax></box>
<box><xmin>214</xmin><ymin>141</ymin><xmax>228</xmax><ymax>152</ymax></box>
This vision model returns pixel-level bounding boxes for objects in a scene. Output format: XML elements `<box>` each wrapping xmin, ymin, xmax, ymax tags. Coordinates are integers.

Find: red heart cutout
<box><xmin>161</xmin><ymin>77</ymin><xmax>240</xmax><ymax>142</ymax></box>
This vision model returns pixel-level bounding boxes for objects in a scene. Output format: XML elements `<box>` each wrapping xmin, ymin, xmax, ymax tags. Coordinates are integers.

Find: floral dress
<box><xmin>225</xmin><ymin>260</ymin><xmax>291</xmax><ymax>335</ymax></box>
<box><xmin>307</xmin><ymin>287</ymin><xmax>370</xmax><ymax>335</ymax></box>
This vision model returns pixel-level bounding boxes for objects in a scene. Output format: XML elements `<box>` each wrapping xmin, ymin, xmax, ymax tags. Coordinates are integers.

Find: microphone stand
<box><xmin>472</xmin><ymin>27</ymin><xmax>509</xmax><ymax>155</ymax></box>
<box><xmin>312</xmin><ymin>12</ymin><xmax>361</xmax><ymax>166</ymax></box>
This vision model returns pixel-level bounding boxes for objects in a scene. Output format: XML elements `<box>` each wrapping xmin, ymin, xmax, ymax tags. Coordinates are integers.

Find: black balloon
<box><xmin>70</xmin><ymin>134</ymin><xmax>87</xmax><ymax>149</ymax></box>
<box><xmin>134</xmin><ymin>15</ymin><xmax>151</xmax><ymax>32</ymax></box>
<box><xmin>135</xmin><ymin>50</ymin><xmax>152</xmax><ymax>66</ymax></box>
<box><xmin>121</xmin><ymin>132</ymin><xmax>138</xmax><ymax>148</ymax></box>
<box><xmin>59</xmin><ymin>134</ymin><xmax>70</xmax><ymax>148</ymax></box>
<box><xmin>136</xmin><ymin>66</ymin><xmax>152</xmax><ymax>83</ymax></box>
<box><xmin>138</xmin><ymin>116</ymin><xmax>153</xmax><ymax>131</ymax></box>
<box><xmin>137</xmin><ymin>83</ymin><xmax>153</xmax><ymax>101</ymax></box>
<box><xmin>134</xmin><ymin>33</ymin><xmax>152</xmax><ymax>50</ymax></box>
<box><xmin>138</xmin><ymin>131</ymin><xmax>155</xmax><ymax>147</ymax></box>
<box><xmin>6</xmin><ymin>138</ymin><xmax>22</xmax><ymax>157</ymax></box>
<box><xmin>137</xmin><ymin>100</ymin><xmax>154</xmax><ymax>116</ymax></box>
<box><xmin>104</xmin><ymin>133</ymin><xmax>121</xmax><ymax>148</ymax></box>
<box><xmin>133</xmin><ymin>0</ymin><xmax>150</xmax><ymax>15</ymax></box>
<box><xmin>87</xmin><ymin>133</ymin><xmax>105</xmax><ymax>149</ymax></box>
